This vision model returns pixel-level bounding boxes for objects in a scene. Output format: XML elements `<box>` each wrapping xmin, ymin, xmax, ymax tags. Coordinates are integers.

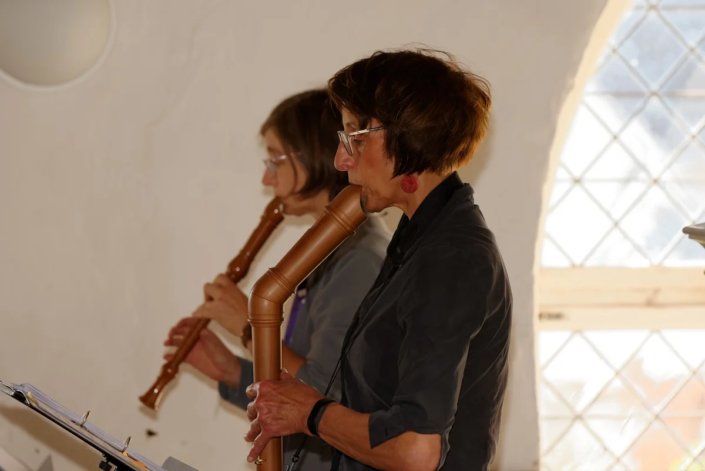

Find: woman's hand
<box><xmin>193</xmin><ymin>274</ymin><xmax>249</xmax><ymax>337</ymax></box>
<box><xmin>244</xmin><ymin>370</ymin><xmax>323</xmax><ymax>463</ymax></box>
<box><xmin>164</xmin><ymin>317</ymin><xmax>241</xmax><ymax>388</ymax></box>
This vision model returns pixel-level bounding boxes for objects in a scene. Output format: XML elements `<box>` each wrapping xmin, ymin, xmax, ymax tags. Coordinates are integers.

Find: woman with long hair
<box><xmin>165</xmin><ymin>89</ymin><xmax>389</xmax><ymax>471</ymax></box>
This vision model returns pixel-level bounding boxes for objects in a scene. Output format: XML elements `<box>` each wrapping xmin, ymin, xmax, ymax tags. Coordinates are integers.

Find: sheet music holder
<box><xmin>0</xmin><ymin>381</ymin><xmax>180</xmax><ymax>471</ymax></box>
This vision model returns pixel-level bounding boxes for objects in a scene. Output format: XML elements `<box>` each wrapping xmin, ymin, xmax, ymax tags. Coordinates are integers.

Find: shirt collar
<box><xmin>387</xmin><ymin>171</ymin><xmax>465</xmax><ymax>261</ymax></box>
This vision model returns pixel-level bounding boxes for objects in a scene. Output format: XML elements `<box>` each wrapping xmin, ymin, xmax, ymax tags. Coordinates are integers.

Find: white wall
<box><xmin>0</xmin><ymin>1</ymin><xmax>613</xmax><ymax>470</ymax></box>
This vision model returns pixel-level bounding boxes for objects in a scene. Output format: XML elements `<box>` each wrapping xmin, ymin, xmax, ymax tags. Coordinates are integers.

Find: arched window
<box><xmin>538</xmin><ymin>0</ymin><xmax>705</xmax><ymax>469</ymax></box>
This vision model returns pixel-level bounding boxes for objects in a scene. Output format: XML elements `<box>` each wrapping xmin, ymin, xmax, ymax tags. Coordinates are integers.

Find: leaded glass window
<box><xmin>538</xmin><ymin>1</ymin><xmax>705</xmax><ymax>470</ymax></box>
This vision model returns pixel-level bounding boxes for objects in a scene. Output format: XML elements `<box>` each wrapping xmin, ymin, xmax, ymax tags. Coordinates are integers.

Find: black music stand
<box><xmin>0</xmin><ymin>382</ymin><xmax>198</xmax><ymax>471</ymax></box>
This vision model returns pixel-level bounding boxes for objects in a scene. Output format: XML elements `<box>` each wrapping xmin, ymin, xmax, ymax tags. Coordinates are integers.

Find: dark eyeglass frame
<box><xmin>337</xmin><ymin>126</ymin><xmax>387</xmax><ymax>156</ymax></box>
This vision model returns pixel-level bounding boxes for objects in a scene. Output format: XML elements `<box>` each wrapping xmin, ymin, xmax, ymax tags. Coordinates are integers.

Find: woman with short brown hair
<box><xmin>244</xmin><ymin>50</ymin><xmax>512</xmax><ymax>471</ymax></box>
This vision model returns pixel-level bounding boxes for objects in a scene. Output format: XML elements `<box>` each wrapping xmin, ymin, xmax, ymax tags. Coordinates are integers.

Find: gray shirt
<box><xmin>219</xmin><ymin>217</ymin><xmax>389</xmax><ymax>471</ymax></box>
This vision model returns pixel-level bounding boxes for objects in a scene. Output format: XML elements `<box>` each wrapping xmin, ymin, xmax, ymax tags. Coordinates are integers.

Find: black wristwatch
<box><xmin>307</xmin><ymin>398</ymin><xmax>335</xmax><ymax>437</ymax></box>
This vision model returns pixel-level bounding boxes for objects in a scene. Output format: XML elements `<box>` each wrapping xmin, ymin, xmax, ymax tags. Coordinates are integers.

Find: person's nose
<box><xmin>334</xmin><ymin>143</ymin><xmax>356</xmax><ymax>171</ymax></box>
<box><xmin>262</xmin><ymin>167</ymin><xmax>276</xmax><ymax>187</ymax></box>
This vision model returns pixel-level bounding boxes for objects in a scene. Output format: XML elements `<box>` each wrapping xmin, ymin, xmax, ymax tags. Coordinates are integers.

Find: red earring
<box><xmin>401</xmin><ymin>175</ymin><xmax>418</xmax><ymax>193</ymax></box>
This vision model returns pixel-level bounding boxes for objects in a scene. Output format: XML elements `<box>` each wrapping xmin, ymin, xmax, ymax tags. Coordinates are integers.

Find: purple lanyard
<box><xmin>283</xmin><ymin>288</ymin><xmax>307</xmax><ymax>346</ymax></box>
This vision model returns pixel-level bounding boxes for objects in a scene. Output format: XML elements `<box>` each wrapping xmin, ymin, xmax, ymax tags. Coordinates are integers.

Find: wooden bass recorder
<box><xmin>139</xmin><ymin>197</ymin><xmax>284</xmax><ymax>411</ymax></box>
<box><xmin>249</xmin><ymin>185</ymin><xmax>366</xmax><ymax>470</ymax></box>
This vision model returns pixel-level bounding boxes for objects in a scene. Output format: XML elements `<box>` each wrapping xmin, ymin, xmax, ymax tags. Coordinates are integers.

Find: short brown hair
<box><xmin>328</xmin><ymin>49</ymin><xmax>491</xmax><ymax>177</ymax></box>
<box><xmin>260</xmin><ymin>89</ymin><xmax>347</xmax><ymax>200</ymax></box>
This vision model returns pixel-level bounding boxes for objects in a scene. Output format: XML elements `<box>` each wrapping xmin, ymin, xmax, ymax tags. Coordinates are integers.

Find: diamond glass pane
<box><xmin>585</xmin><ymin>54</ymin><xmax>647</xmax><ymax>94</ymax></box>
<box><xmin>621</xmin><ymin>333</ymin><xmax>691</xmax><ymax>411</ymax></box>
<box><xmin>660</xmin><ymin>180</ymin><xmax>705</xmax><ymax>219</ymax></box>
<box><xmin>662</xmin><ymin>57</ymin><xmax>705</xmax><ymax>130</ymax></box>
<box><xmin>662</xmin><ymin>416</ymin><xmax>705</xmax><ymax>456</ymax></box>
<box><xmin>659</xmin><ymin>142</ymin><xmax>705</xmax><ymax>222</ymax></box>
<box><xmin>663</xmin><ymin>96</ymin><xmax>705</xmax><ymax>131</ymax></box>
<box><xmin>619</xmin><ymin>13</ymin><xmax>687</xmax><ymax>88</ymax></box>
<box><xmin>623</xmin><ymin>420</ymin><xmax>691</xmax><ymax>470</ymax></box>
<box><xmin>586</xmin><ymin>377</ymin><xmax>653</xmax><ymax>417</ymax></box>
<box><xmin>544</xmin><ymin>186</ymin><xmax>614</xmax><ymax>265</ymax></box>
<box><xmin>662</xmin><ymin>54</ymin><xmax>705</xmax><ymax>93</ymax></box>
<box><xmin>584</xmin><ymin>229</ymin><xmax>651</xmax><ymax>267</ymax></box>
<box><xmin>584</xmin><ymin>330</ymin><xmax>651</xmax><ymax>370</ymax></box>
<box><xmin>662</xmin><ymin>330</ymin><xmax>705</xmax><ymax>369</ymax></box>
<box><xmin>541</xmin><ymin>382</ymin><xmax>575</xmax><ymax>418</ymax></box>
<box><xmin>660</xmin><ymin>10</ymin><xmax>705</xmax><ymax>47</ymax></box>
<box><xmin>543</xmin><ymin>334</ymin><xmax>615</xmax><ymax>413</ymax></box>
<box><xmin>585</xmin><ymin>95</ymin><xmax>647</xmax><ymax>134</ymax></box>
<box><xmin>561</xmin><ymin>105</ymin><xmax>613</xmax><ymax>176</ymax></box>
<box><xmin>620</xmin><ymin>98</ymin><xmax>688</xmax><ymax>177</ymax></box>
<box><xmin>619</xmin><ymin>185</ymin><xmax>690</xmax><ymax>263</ymax></box>
<box><xmin>664</xmin><ymin>378</ymin><xmax>705</xmax><ymax>414</ymax></box>
<box><xmin>661</xmin><ymin>142</ymin><xmax>705</xmax><ymax>181</ymax></box>
<box><xmin>539</xmin><ymin>331</ymin><xmax>574</xmax><ymax>367</ymax></box>
<box><xmin>543</xmin><ymin>421</ymin><xmax>616</xmax><ymax>471</ymax></box>
<box><xmin>662</xmin><ymin>235</ymin><xmax>705</xmax><ymax>266</ymax></box>
<box><xmin>541</xmin><ymin>418</ymin><xmax>573</xmax><ymax>454</ymax></box>
<box><xmin>583</xmin><ymin>181</ymin><xmax>650</xmax><ymax>219</ymax></box>
<box><xmin>609</xmin><ymin>9</ymin><xmax>647</xmax><ymax>47</ymax></box>
<box><xmin>583</xmin><ymin>142</ymin><xmax>649</xmax><ymax>181</ymax></box>
<box><xmin>586</xmin><ymin>416</ymin><xmax>653</xmax><ymax>456</ymax></box>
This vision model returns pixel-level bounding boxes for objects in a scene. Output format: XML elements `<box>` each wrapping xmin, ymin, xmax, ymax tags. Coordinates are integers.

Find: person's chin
<box><xmin>360</xmin><ymin>195</ymin><xmax>382</xmax><ymax>214</ymax></box>
<box><xmin>282</xmin><ymin>205</ymin><xmax>305</xmax><ymax>217</ymax></box>
<box><xmin>281</xmin><ymin>201</ymin><xmax>299</xmax><ymax>216</ymax></box>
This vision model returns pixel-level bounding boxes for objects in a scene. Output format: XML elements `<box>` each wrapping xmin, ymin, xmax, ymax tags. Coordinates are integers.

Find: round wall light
<box><xmin>0</xmin><ymin>0</ymin><xmax>113</xmax><ymax>88</ymax></box>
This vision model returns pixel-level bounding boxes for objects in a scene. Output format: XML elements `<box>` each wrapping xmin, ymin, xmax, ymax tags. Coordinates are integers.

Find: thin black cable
<box><xmin>285</xmin><ymin>318</ymin><xmax>360</xmax><ymax>471</ymax></box>
<box><xmin>286</xmin><ymin>263</ymin><xmax>401</xmax><ymax>471</ymax></box>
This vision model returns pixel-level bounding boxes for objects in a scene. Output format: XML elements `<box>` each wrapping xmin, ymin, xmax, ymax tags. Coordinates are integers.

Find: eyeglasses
<box><xmin>263</xmin><ymin>154</ymin><xmax>289</xmax><ymax>173</ymax></box>
<box><xmin>337</xmin><ymin>126</ymin><xmax>387</xmax><ymax>156</ymax></box>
